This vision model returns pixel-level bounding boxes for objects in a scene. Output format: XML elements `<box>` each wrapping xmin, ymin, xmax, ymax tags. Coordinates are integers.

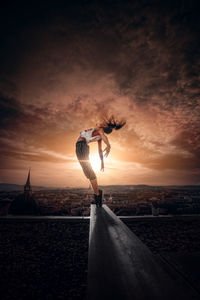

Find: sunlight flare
<box><xmin>90</xmin><ymin>154</ymin><xmax>101</xmax><ymax>172</ymax></box>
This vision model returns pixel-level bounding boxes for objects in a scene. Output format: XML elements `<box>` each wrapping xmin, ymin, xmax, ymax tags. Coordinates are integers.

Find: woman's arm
<box><xmin>98</xmin><ymin>128</ymin><xmax>111</xmax><ymax>157</ymax></box>
<box><xmin>98</xmin><ymin>139</ymin><xmax>104</xmax><ymax>171</ymax></box>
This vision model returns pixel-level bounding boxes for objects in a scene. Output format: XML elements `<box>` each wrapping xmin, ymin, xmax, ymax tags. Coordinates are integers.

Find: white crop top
<box><xmin>80</xmin><ymin>128</ymin><xmax>101</xmax><ymax>144</ymax></box>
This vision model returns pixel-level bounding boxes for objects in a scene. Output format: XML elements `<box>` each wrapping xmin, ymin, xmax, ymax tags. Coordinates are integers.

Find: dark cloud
<box><xmin>0</xmin><ymin>0</ymin><xmax>200</xmax><ymax>184</ymax></box>
<box><xmin>170</xmin><ymin>128</ymin><xmax>200</xmax><ymax>157</ymax></box>
<box><xmin>145</xmin><ymin>153</ymin><xmax>200</xmax><ymax>171</ymax></box>
<box><xmin>0</xmin><ymin>94</ymin><xmax>25</xmax><ymax>130</ymax></box>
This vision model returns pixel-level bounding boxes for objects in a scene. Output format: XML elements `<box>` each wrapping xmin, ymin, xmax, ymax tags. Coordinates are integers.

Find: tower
<box><xmin>109</xmin><ymin>193</ymin><xmax>113</xmax><ymax>202</ymax></box>
<box><xmin>9</xmin><ymin>169</ymin><xmax>40</xmax><ymax>215</ymax></box>
<box><xmin>24</xmin><ymin>169</ymin><xmax>32</xmax><ymax>194</ymax></box>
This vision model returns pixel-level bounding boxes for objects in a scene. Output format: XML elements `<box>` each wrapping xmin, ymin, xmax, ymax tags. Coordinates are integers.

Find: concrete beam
<box><xmin>87</xmin><ymin>204</ymin><xmax>199</xmax><ymax>300</ymax></box>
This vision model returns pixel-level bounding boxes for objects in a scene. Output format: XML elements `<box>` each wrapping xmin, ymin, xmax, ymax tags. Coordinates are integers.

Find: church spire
<box><xmin>24</xmin><ymin>169</ymin><xmax>32</xmax><ymax>193</ymax></box>
<box><xmin>9</xmin><ymin>168</ymin><xmax>39</xmax><ymax>215</ymax></box>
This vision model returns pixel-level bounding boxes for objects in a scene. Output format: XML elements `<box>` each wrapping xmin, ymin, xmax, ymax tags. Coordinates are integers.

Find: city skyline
<box><xmin>0</xmin><ymin>1</ymin><xmax>200</xmax><ymax>187</ymax></box>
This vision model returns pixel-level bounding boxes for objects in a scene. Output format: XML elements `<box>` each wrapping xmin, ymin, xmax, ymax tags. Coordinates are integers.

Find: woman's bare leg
<box><xmin>89</xmin><ymin>178</ymin><xmax>99</xmax><ymax>195</ymax></box>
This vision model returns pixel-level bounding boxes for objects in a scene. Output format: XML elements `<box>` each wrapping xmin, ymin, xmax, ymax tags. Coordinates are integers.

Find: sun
<box><xmin>90</xmin><ymin>154</ymin><xmax>101</xmax><ymax>172</ymax></box>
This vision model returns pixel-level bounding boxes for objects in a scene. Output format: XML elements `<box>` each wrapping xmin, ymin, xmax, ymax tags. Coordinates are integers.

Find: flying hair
<box><xmin>101</xmin><ymin>115</ymin><xmax>126</xmax><ymax>134</ymax></box>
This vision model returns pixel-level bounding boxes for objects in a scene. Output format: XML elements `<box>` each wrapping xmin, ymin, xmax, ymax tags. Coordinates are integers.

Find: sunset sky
<box><xmin>0</xmin><ymin>0</ymin><xmax>200</xmax><ymax>187</ymax></box>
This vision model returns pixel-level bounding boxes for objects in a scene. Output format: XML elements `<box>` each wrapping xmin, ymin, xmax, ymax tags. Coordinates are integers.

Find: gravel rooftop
<box><xmin>0</xmin><ymin>220</ymin><xmax>89</xmax><ymax>300</ymax></box>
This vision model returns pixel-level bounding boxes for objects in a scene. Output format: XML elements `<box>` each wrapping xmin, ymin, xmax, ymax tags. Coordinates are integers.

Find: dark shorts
<box><xmin>75</xmin><ymin>140</ymin><xmax>96</xmax><ymax>180</ymax></box>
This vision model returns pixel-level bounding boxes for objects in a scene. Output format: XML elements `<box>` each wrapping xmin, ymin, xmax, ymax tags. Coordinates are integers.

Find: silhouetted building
<box><xmin>151</xmin><ymin>201</ymin><xmax>159</xmax><ymax>216</ymax></box>
<box><xmin>9</xmin><ymin>170</ymin><xmax>40</xmax><ymax>215</ymax></box>
<box><xmin>24</xmin><ymin>169</ymin><xmax>32</xmax><ymax>194</ymax></box>
<box><xmin>0</xmin><ymin>198</ymin><xmax>12</xmax><ymax>215</ymax></box>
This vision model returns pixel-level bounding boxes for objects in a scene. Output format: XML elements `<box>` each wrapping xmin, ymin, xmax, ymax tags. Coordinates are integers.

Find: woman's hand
<box><xmin>100</xmin><ymin>161</ymin><xmax>104</xmax><ymax>172</ymax></box>
<box><xmin>98</xmin><ymin>128</ymin><xmax>111</xmax><ymax>158</ymax></box>
<box><xmin>103</xmin><ymin>145</ymin><xmax>111</xmax><ymax>157</ymax></box>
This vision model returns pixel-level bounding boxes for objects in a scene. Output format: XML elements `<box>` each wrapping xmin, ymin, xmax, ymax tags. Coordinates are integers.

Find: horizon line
<box><xmin>0</xmin><ymin>182</ymin><xmax>200</xmax><ymax>188</ymax></box>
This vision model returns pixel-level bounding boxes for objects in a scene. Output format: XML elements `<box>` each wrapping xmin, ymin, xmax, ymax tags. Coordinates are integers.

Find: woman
<box><xmin>75</xmin><ymin>115</ymin><xmax>126</xmax><ymax>207</ymax></box>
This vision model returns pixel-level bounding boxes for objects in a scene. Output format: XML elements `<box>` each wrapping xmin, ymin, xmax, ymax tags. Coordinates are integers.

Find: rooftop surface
<box><xmin>87</xmin><ymin>205</ymin><xmax>199</xmax><ymax>300</ymax></box>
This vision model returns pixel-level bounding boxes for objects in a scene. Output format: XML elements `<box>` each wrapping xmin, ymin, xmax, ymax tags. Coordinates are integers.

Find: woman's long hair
<box><xmin>101</xmin><ymin>115</ymin><xmax>126</xmax><ymax>134</ymax></box>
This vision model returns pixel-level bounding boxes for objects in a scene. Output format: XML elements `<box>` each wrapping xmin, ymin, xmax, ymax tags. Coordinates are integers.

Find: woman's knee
<box><xmin>83</xmin><ymin>167</ymin><xmax>96</xmax><ymax>180</ymax></box>
<box><xmin>82</xmin><ymin>163</ymin><xmax>96</xmax><ymax>180</ymax></box>
<box><xmin>88</xmin><ymin>172</ymin><xmax>97</xmax><ymax>180</ymax></box>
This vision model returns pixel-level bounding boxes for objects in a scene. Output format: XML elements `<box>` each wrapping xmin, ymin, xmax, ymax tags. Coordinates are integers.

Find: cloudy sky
<box><xmin>0</xmin><ymin>0</ymin><xmax>200</xmax><ymax>187</ymax></box>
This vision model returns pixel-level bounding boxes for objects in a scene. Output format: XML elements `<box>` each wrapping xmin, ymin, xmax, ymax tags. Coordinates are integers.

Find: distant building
<box><xmin>151</xmin><ymin>201</ymin><xmax>159</xmax><ymax>216</ymax></box>
<box><xmin>0</xmin><ymin>198</ymin><xmax>12</xmax><ymax>215</ymax></box>
<box><xmin>9</xmin><ymin>170</ymin><xmax>40</xmax><ymax>215</ymax></box>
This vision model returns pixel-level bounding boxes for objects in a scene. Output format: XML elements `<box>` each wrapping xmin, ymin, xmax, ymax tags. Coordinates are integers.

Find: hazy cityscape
<box><xmin>1</xmin><ymin>184</ymin><xmax>200</xmax><ymax>216</ymax></box>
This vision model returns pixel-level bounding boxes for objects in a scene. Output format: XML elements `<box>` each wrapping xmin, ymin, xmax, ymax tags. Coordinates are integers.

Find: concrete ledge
<box><xmin>119</xmin><ymin>214</ymin><xmax>200</xmax><ymax>221</ymax></box>
<box><xmin>0</xmin><ymin>215</ymin><xmax>89</xmax><ymax>221</ymax></box>
<box><xmin>87</xmin><ymin>204</ymin><xmax>199</xmax><ymax>300</ymax></box>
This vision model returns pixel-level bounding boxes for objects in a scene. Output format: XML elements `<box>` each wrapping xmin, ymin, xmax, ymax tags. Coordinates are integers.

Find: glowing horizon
<box><xmin>1</xmin><ymin>1</ymin><xmax>200</xmax><ymax>187</ymax></box>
